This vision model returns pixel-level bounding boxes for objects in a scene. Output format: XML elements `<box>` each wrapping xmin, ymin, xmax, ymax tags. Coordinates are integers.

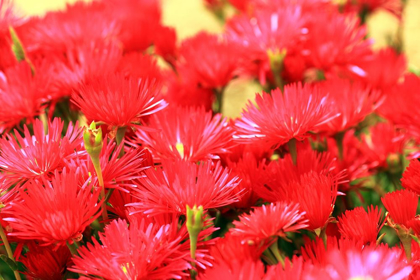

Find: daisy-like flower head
<box><xmin>359</xmin><ymin>122</ymin><xmax>407</xmax><ymax>171</ymax></box>
<box><xmin>135</xmin><ymin>106</ymin><xmax>234</xmax><ymax>162</ymax></box>
<box><xmin>103</xmin><ymin>0</ymin><xmax>161</xmax><ymax>52</ymax></box>
<box><xmin>284</xmin><ymin>171</ymin><xmax>338</xmax><ymax>230</ymax></box>
<box><xmin>20</xmin><ymin>1</ymin><xmax>119</xmax><ymax>55</ymax></box>
<box><xmin>20</xmin><ymin>243</ymin><xmax>71</xmax><ymax>279</ymax></box>
<box><xmin>349</xmin><ymin>47</ymin><xmax>406</xmax><ymax>92</ymax></box>
<box><xmin>3</xmin><ymin>169</ymin><xmax>102</xmax><ymax>247</ymax></box>
<box><xmin>178</xmin><ymin>32</ymin><xmax>241</xmax><ymax>89</ymax></box>
<box><xmin>72</xmin><ymin>73</ymin><xmax>167</xmax><ymax>129</ymax></box>
<box><xmin>317</xmin><ymin>78</ymin><xmax>383</xmax><ymax>135</ymax></box>
<box><xmin>235</xmin><ymin>82</ymin><xmax>337</xmax><ymax>149</ymax></box>
<box><xmin>337</xmin><ymin>205</ymin><xmax>384</xmax><ymax>245</ymax></box>
<box><xmin>199</xmin><ymin>258</ymin><xmax>265</xmax><ymax>280</ymax></box>
<box><xmin>225</xmin><ymin>7</ymin><xmax>306</xmax><ymax>83</ymax></box>
<box><xmin>265</xmin><ymin>255</ymin><xmax>326</xmax><ymax>280</ymax></box>
<box><xmin>0</xmin><ymin>62</ymin><xmax>46</xmax><ymax>131</ymax></box>
<box><xmin>0</xmin><ymin>118</ymin><xmax>82</xmax><ymax>186</ymax></box>
<box><xmin>129</xmin><ymin>159</ymin><xmax>241</xmax><ymax>216</ymax></box>
<box><xmin>304</xmin><ymin>11</ymin><xmax>372</xmax><ymax>73</ymax></box>
<box><xmin>253</xmin><ymin>147</ymin><xmax>337</xmax><ymax>202</ymax></box>
<box><xmin>231</xmin><ymin>201</ymin><xmax>308</xmax><ymax>245</ymax></box>
<box><xmin>382</xmin><ymin>189</ymin><xmax>418</xmax><ymax>228</ymax></box>
<box><xmin>402</xmin><ymin>160</ymin><xmax>420</xmax><ymax>195</ymax></box>
<box><xmin>70</xmin><ymin>218</ymin><xmax>191</xmax><ymax>280</ymax></box>
<box><xmin>324</xmin><ymin>243</ymin><xmax>412</xmax><ymax>280</ymax></box>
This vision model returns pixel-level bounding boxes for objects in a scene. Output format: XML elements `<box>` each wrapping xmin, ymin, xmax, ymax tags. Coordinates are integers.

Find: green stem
<box><xmin>39</xmin><ymin>112</ymin><xmax>48</xmax><ymax>134</ymax></box>
<box><xmin>0</xmin><ymin>224</ymin><xmax>21</xmax><ymax>280</ymax></box>
<box><xmin>212</xmin><ymin>87</ymin><xmax>225</xmax><ymax>114</ymax></box>
<box><xmin>66</xmin><ymin>240</ymin><xmax>79</xmax><ymax>256</ymax></box>
<box><xmin>287</xmin><ymin>138</ymin><xmax>298</xmax><ymax>166</ymax></box>
<box><xmin>334</xmin><ymin>132</ymin><xmax>345</xmax><ymax>161</ymax></box>
<box><xmin>400</xmin><ymin>235</ymin><xmax>412</xmax><ymax>261</ymax></box>
<box><xmin>269</xmin><ymin>241</ymin><xmax>285</xmax><ymax>267</ymax></box>
<box><xmin>92</xmin><ymin>159</ymin><xmax>108</xmax><ymax>223</ymax></box>
<box><xmin>115</xmin><ymin>126</ymin><xmax>127</xmax><ymax>157</ymax></box>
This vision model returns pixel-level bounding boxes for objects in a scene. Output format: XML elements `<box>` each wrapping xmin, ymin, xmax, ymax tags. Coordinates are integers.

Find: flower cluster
<box><xmin>0</xmin><ymin>0</ymin><xmax>418</xmax><ymax>279</ymax></box>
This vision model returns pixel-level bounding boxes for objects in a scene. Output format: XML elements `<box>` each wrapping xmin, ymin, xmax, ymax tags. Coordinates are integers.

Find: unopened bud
<box><xmin>83</xmin><ymin>122</ymin><xmax>103</xmax><ymax>159</ymax></box>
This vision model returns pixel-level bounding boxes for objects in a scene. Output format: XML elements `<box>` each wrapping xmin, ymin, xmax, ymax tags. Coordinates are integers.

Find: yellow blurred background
<box><xmin>13</xmin><ymin>0</ymin><xmax>420</xmax><ymax>117</ymax></box>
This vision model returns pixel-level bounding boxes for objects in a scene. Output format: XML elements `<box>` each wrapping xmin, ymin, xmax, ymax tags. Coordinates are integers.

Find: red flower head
<box><xmin>199</xmin><ymin>258</ymin><xmax>265</xmax><ymax>280</ymax></box>
<box><xmin>317</xmin><ymin>78</ymin><xmax>382</xmax><ymax>135</ymax></box>
<box><xmin>103</xmin><ymin>0</ymin><xmax>161</xmax><ymax>52</ymax></box>
<box><xmin>253</xmin><ymin>147</ymin><xmax>337</xmax><ymax>202</ymax></box>
<box><xmin>70</xmin><ymin>218</ymin><xmax>191</xmax><ymax>279</ymax></box>
<box><xmin>135</xmin><ymin>106</ymin><xmax>234</xmax><ymax>162</ymax></box>
<box><xmin>327</xmin><ymin>130</ymin><xmax>372</xmax><ymax>191</ymax></box>
<box><xmin>129</xmin><ymin>159</ymin><xmax>241</xmax><ymax>216</ymax></box>
<box><xmin>382</xmin><ymin>189</ymin><xmax>418</xmax><ymax>228</ymax></box>
<box><xmin>0</xmin><ymin>118</ymin><xmax>82</xmax><ymax>186</ymax></box>
<box><xmin>304</xmin><ymin>11</ymin><xmax>372</xmax><ymax>74</ymax></box>
<box><xmin>265</xmin><ymin>256</ymin><xmax>325</xmax><ymax>280</ymax></box>
<box><xmin>359</xmin><ymin>122</ymin><xmax>407</xmax><ymax>171</ymax></box>
<box><xmin>402</xmin><ymin>160</ymin><xmax>420</xmax><ymax>195</ymax></box>
<box><xmin>0</xmin><ymin>62</ymin><xmax>46</xmax><ymax>131</ymax></box>
<box><xmin>20</xmin><ymin>244</ymin><xmax>71</xmax><ymax>279</ymax></box>
<box><xmin>68</xmin><ymin>140</ymin><xmax>149</xmax><ymax>191</ymax></box>
<box><xmin>3</xmin><ymin>169</ymin><xmax>102</xmax><ymax>247</ymax></box>
<box><xmin>225</xmin><ymin>152</ymin><xmax>268</xmax><ymax>208</ymax></box>
<box><xmin>235</xmin><ymin>83</ymin><xmax>337</xmax><ymax>149</ymax></box>
<box><xmin>154</xmin><ymin>25</ymin><xmax>178</xmax><ymax>66</ymax></box>
<box><xmin>378</xmin><ymin>74</ymin><xmax>420</xmax><ymax>142</ymax></box>
<box><xmin>225</xmin><ymin>7</ymin><xmax>306</xmax><ymax>84</ymax></box>
<box><xmin>20</xmin><ymin>1</ymin><xmax>119</xmax><ymax>56</ymax></box>
<box><xmin>337</xmin><ymin>205</ymin><xmax>384</xmax><ymax>245</ymax></box>
<box><xmin>164</xmin><ymin>70</ymin><xmax>214</xmax><ymax>111</ymax></box>
<box><xmin>231</xmin><ymin>201</ymin><xmax>308</xmax><ymax>246</ymax></box>
<box><xmin>0</xmin><ymin>0</ymin><xmax>22</xmax><ymax>70</ymax></box>
<box><xmin>349</xmin><ymin>47</ymin><xmax>406</xmax><ymax>93</ymax></box>
<box><xmin>72</xmin><ymin>73</ymin><xmax>167</xmax><ymax>129</ymax></box>
<box><xmin>324</xmin><ymin>243</ymin><xmax>412</xmax><ymax>280</ymax></box>
<box><xmin>283</xmin><ymin>172</ymin><xmax>338</xmax><ymax>230</ymax></box>
<box><xmin>116</xmin><ymin>52</ymin><xmax>162</xmax><ymax>82</ymax></box>
<box><xmin>178</xmin><ymin>32</ymin><xmax>241</xmax><ymax>89</ymax></box>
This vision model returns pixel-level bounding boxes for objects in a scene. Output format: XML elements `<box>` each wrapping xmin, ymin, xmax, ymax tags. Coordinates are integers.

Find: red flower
<box><xmin>283</xmin><ymin>172</ymin><xmax>338</xmax><ymax>230</ymax></box>
<box><xmin>325</xmin><ymin>243</ymin><xmax>412</xmax><ymax>280</ymax></box>
<box><xmin>337</xmin><ymin>205</ymin><xmax>384</xmax><ymax>245</ymax></box>
<box><xmin>116</xmin><ymin>52</ymin><xmax>162</xmax><ymax>81</ymax></box>
<box><xmin>103</xmin><ymin>0</ymin><xmax>161</xmax><ymax>52</ymax></box>
<box><xmin>0</xmin><ymin>62</ymin><xmax>45</xmax><ymax>131</ymax></box>
<box><xmin>348</xmin><ymin>48</ymin><xmax>406</xmax><ymax>92</ymax></box>
<box><xmin>225</xmin><ymin>7</ymin><xmax>305</xmax><ymax>84</ymax></box>
<box><xmin>402</xmin><ymin>160</ymin><xmax>420</xmax><ymax>195</ymax></box>
<box><xmin>317</xmin><ymin>78</ymin><xmax>382</xmax><ymax>134</ymax></box>
<box><xmin>304</xmin><ymin>11</ymin><xmax>372</xmax><ymax>74</ymax></box>
<box><xmin>178</xmin><ymin>32</ymin><xmax>241</xmax><ymax>89</ymax></box>
<box><xmin>70</xmin><ymin>218</ymin><xmax>191</xmax><ymax>279</ymax></box>
<box><xmin>253</xmin><ymin>147</ymin><xmax>337</xmax><ymax>202</ymax></box>
<box><xmin>226</xmin><ymin>152</ymin><xmax>268</xmax><ymax>208</ymax></box>
<box><xmin>265</xmin><ymin>256</ymin><xmax>325</xmax><ymax>280</ymax></box>
<box><xmin>231</xmin><ymin>201</ymin><xmax>308</xmax><ymax>245</ymax></box>
<box><xmin>20</xmin><ymin>1</ymin><xmax>119</xmax><ymax>56</ymax></box>
<box><xmin>3</xmin><ymin>169</ymin><xmax>102</xmax><ymax>247</ymax></box>
<box><xmin>72</xmin><ymin>73</ymin><xmax>167</xmax><ymax>129</ymax></box>
<box><xmin>234</xmin><ymin>83</ymin><xmax>337</xmax><ymax>149</ymax></box>
<box><xmin>129</xmin><ymin>159</ymin><xmax>240</xmax><ymax>216</ymax></box>
<box><xmin>135</xmin><ymin>106</ymin><xmax>234</xmax><ymax>162</ymax></box>
<box><xmin>199</xmin><ymin>258</ymin><xmax>265</xmax><ymax>280</ymax></box>
<box><xmin>20</xmin><ymin>244</ymin><xmax>71</xmax><ymax>279</ymax></box>
<box><xmin>359</xmin><ymin>122</ymin><xmax>407</xmax><ymax>170</ymax></box>
<box><xmin>382</xmin><ymin>189</ymin><xmax>418</xmax><ymax>228</ymax></box>
<box><xmin>0</xmin><ymin>118</ymin><xmax>82</xmax><ymax>186</ymax></box>
<box><xmin>154</xmin><ymin>26</ymin><xmax>178</xmax><ymax>66</ymax></box>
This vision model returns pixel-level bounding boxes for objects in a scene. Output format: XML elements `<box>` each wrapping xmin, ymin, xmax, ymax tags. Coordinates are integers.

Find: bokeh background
<box><xmin>11</xmin><ymin>0</ymin><xmax>420</xmax><ymax>118</ymax></box>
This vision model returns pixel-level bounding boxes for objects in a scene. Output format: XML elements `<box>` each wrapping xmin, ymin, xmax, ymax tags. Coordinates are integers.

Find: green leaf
<box><xmin>0</xmin><ymin>254</ymin><xmax>18</xmax><ymax>271</ymax></box>
<box><xmin>9</xmin><ymin>27</ymin><xmax>26</xmax><ymax>62</ymax></box>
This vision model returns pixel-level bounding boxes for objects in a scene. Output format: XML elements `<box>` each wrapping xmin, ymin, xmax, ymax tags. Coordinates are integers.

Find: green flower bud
<box><xmin>83</xmin><ymin>121</ymin><xmax>103</xmax><ymax>160</ymax></box>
